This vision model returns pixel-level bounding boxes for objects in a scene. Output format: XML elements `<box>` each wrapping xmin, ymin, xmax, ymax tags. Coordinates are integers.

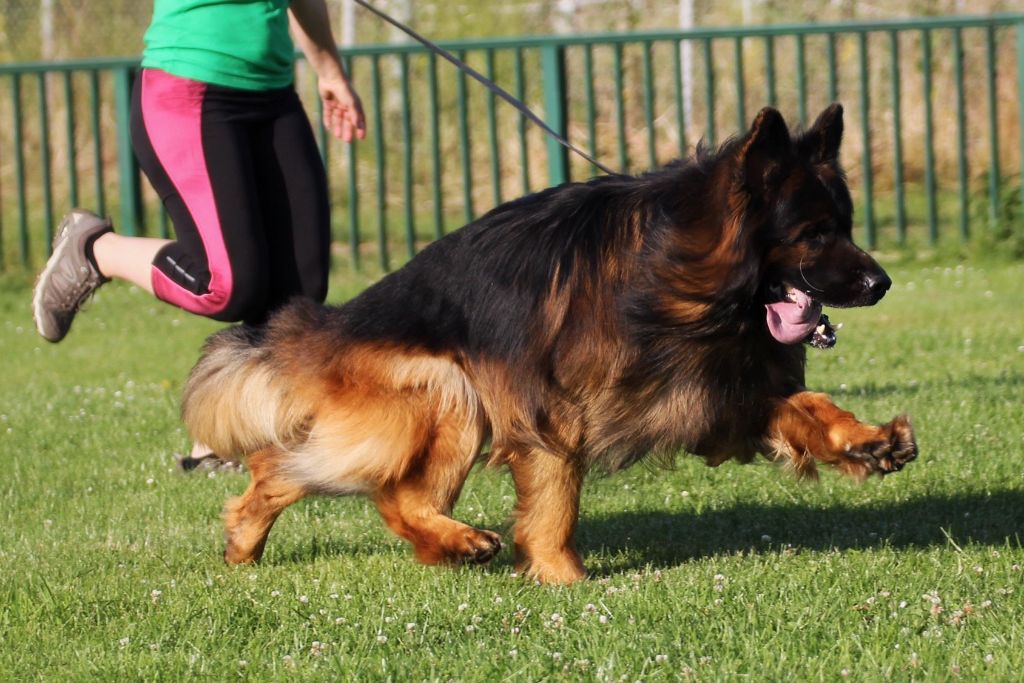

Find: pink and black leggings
<box><xmin>130</xmin><ymin>69</ymin><xmax>330</xmax><ymax>324</ymax></box>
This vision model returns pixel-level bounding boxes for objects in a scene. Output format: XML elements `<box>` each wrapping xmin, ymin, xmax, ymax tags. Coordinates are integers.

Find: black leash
<box><xmin>351</xmin><ymin>0</ymin><xmax>617</xmax><ymax>176</ymax></box>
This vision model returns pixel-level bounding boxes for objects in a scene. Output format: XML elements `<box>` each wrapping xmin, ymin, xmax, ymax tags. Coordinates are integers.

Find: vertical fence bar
<box><xmin>541</xmin><ymin>44</ymin><xmax>569</xmax><ymax>185</ymax></box>
<box><xmin>613</xmin><ymin>43</ymin><xmax>628</xmax><ymax>172</ymax></box>
<box><xmin>857</xmin><ymin>31</ymin><xmax>875</xmax><ymax>248</ymax></box>
<box><xmin>922</xmin><ymin>29</ymin><xmax>938</xmax><ymax>244</ymax></box>
<box><xmin>399</xmin><ymin>52</ymin><xmax>415</xmax><ymax>260</ymax></box>
<box><xmin>0</xmin><ymin>152</ymin><xmax>3</xmax><ymax>264</ymax></box>
<box><xmin>456</xmin><ymin>50</ymin><xmax>474</xmax><ymax>223</ymax></box>
<box><xmin>113</xmin><ymin>67</ymin><xmax>141</xmax><ymax>236</ymax></box>
<box><xmin>953</xmin><ymin>27</ymin><xmax>969</xmax><ymax>241</ymax></box>
<box><xmin>370</xmin><ymin>54</ymin><xmax>388</xmax><ymax>271</ymax></box>
<box><xmin>485</xmin><ymin>49</ymin><xmax>502</xmax><ymax>205</ymax></box>
<box><xmin>827</xmin><ymin>33</ymin><xmax>839</xmax><ymax>102</ymax></box>
<box><xmin>89</xmin><ymin>70</ymin><xmax>105</xmax><ymax>218</ymax></box>
<box><xmin>0</xmin><ymin>140</ymin><xmax>3</xmax><ymax>264</ymax></box>
<box><xmin>12</xmin><ymin>75</ymin><xmax>29</xmax><ymax>265</ymax></box>
<box><xmin>343</xmin><ymin>55</ymin><xmax>360</xmax><ymax>270</ymax></box>
<box><xmin>642</xmin><ymin>41</ymin><xmax>656</xmax><ymax>169</ymax></box>
<box><xmin>764</xmin><ymin>35</ymin><xmax>777</xmax><ymax>107</ymax></box>
<box><xmin>1017</xmin><ymin>22</ymin><xmax>1024</xmax><ymax>230</ymax></box>
<box><xmin>985</xmin><ymin>24</ymin><xmax>1001</xmax><ymax>225</ymax></box>
<box><xmin>514</xmin><ymin>48</ymin><xmax>530</xmax><ymax>194</ymax></box>
<box><xmin>733</xmin><ymin>36</ymin><xmax>746</xmax><ymax>133</ymax></box>
<box><xmin>673</xmin><ymin>39</ymin><xmax>687</xmax><ymax>158</ymax></box>
<box><xmin>37</xmin><ymin>73</ymin><xmax>54</xmax><ymax>250</ymax></box>
<box><xmin>583</xmin><ymin>43</ymin><xmax>598</xmax><ymax>162</ymax></box>
<box><xmin>795</xmin><ymin>33</ymin><xmax>807</xmax><ymax>125</ymax></box>
<box><xmin>427</xmin><ymin>52</ymin><xmax>443</xmax><ymax>241</ymax></box>
<box><xmin>889</xmin><ymin>30</ymin><xmax>906</xmax><ymax>244</ymax></box>
<box><xmin>703</xmin><ymin>38</ymin><xmax>716</xmax><ymax>145</ymax></box>
<box><xmin>63</xmin><ymin>71</ymin><xmax>79</xmax><ymax>209</ymax></box>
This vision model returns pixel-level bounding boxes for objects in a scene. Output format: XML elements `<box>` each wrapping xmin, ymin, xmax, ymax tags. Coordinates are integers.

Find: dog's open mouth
<box><xmin>765</xmin><ymin>284</ymin><xmax>837</xmax><ymax>349</ymax></box>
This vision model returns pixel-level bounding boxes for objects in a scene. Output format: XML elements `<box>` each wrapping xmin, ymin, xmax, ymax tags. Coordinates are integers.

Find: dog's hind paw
<box><xmin>458</xmin><ymin>528</ymin><xmax>503</xmax><ymax>564</ymax></box>
<box><xmin>414</xmin><ymin>526</ymin><xmax>502</xmax><ymax>566</ymax></box>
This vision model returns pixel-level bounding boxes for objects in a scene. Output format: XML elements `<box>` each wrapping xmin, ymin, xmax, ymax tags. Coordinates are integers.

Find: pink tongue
<box><xmin>765</xmin><ymin>289</ymin><xmax>822</xmax><ymax>344</ymax></box>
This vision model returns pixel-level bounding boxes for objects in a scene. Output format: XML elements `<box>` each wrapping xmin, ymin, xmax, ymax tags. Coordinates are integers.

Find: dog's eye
<box><xmin>801</xmin><ymin>225</ymin><xmax>831</xmax><ymax>243</ymax></box>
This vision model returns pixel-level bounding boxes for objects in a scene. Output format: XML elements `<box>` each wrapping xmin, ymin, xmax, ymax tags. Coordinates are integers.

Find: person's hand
<box><xmin>320</xmin><ymin>76</ymin><xmax>366</xmax><ymax>143</ymax></box>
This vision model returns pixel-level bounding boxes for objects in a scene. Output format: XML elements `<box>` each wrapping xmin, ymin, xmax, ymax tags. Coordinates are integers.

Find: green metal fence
<box><xmin>1</xmin><ymin>14</ymin><xmax>1023</xmax><ymax>273</ymax></box>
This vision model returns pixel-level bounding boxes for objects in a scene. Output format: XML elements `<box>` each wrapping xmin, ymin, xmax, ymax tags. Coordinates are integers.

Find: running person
<box><xmin>33</xmin><ymin>0</ymin><xmax>365</xmax><ymax>463</ymax></box>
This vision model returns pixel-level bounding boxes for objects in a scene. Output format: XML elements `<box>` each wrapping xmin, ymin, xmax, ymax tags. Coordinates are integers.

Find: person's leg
<box><xmin>175</xmin><ymin>87</ymin><xmax>328</xmax><ymax>468</ymax></box>
<box><xmin>91</xmin><ymin>233</ymin><xmax>169</xmax><ymax>294</ymax></box>
<box><xmin>251</xmin><ymin>89</ymin><xmax>332</xmax><ymax>315</ymax></box>
<box><xmin>132</xmin><ymin>71</ymin><xmax>275</xmax><ymax>464</ymax></box>
<box><xmin>132</xmin><ymin>69</ymin><xmax>270</xmax><ymax>323</ymax></box>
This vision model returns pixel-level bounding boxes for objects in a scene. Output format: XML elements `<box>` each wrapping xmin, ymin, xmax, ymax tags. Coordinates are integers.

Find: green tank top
<box><xmin>141</xmin><ymin>0</ymin><xmax>295</xmax><ymax>91</ymax></box>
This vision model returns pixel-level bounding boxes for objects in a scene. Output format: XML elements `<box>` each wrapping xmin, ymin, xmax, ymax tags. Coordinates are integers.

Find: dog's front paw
<box><xmin>873</xmin><ymin>415</ymin><xmax>917</xmax><ymax>474</ymax></box>
<box><xmin>515</xmin><ymin>548</ymin><xmax>587</xmax><ymax>585</ymax></box>
<box><xmin>846</xmin><ymin>414</ymin><xmax>917</xmax><ymax>477</ymax></box>
<box><xmin>769</xmin><ymin>393</ymin><xmax>918</xmax><ymax>482</ymax></box>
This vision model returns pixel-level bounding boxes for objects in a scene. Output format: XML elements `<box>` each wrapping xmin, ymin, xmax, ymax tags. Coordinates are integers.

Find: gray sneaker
<box><xmin>32</xmin><ymin>209</ymin><xmax>113</xmax><ymax>343</ymax></box>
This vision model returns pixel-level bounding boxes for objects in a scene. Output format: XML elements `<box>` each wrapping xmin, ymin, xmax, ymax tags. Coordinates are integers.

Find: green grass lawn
<box><xmin>1</xmin><ymin>258</ymin><xmax>1023</xmax><ymax>681</ymax></box>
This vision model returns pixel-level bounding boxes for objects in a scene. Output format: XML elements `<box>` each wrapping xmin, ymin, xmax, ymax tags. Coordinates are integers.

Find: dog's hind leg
<box><xmin>373</xmin><ymin>411</ymin><xmax>501</xmax><ymax>566</ymax></box>
<box><xmin>223</xmin><ymin>448</ymin><xmax>306</xmax><ymax>564</ymax></box>
<box><xmin>507</xmin><ymin>449</ymin><xmax>587</xmax><ymax>584</ymax></box>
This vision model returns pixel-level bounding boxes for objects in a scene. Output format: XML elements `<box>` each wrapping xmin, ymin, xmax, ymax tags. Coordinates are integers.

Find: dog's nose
<box><xmin>863</xmin><ymin>271</ymin><xmax>892</xmax><ymax>299</ymax></box>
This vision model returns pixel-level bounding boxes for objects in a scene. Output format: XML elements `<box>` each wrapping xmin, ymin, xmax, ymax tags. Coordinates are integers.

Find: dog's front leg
<box><xmin>507</xmin><ymin>448</ymin><xmax>588</xmax><ymax>584</ymax></box>
<box><xmin>765</xmin><ymin>391</ymin><xmax>917</xmax><ymax>480</ymax></box>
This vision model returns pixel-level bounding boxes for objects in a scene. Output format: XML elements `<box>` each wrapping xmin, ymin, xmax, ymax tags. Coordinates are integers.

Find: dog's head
<box><xmin>732</xmin><ymin>104</ymin><xmax>890</xmax><ymax>345</ymax></box>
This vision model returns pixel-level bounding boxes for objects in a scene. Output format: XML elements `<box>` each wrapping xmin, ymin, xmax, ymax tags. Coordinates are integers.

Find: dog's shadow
<box><xmin>576</xmin><ymin>488</ymin><xmax>1023</xmax><ymax>574</ymax></box>
<box><xmin>273</xmin><ymin>489</ymin><xmax>1022</xmax><ymax>574</ymax></box>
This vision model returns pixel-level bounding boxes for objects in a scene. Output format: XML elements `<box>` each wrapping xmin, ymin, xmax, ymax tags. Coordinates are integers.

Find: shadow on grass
<box><xmin>577</xmin><ymin>489</ymin><xmax>1024</xmax><ymax>574</ymax></box>
<box><xmin>265</xmin><ymin>490</ymin><xmax>1022</xmax><ymax>575</ymax></box>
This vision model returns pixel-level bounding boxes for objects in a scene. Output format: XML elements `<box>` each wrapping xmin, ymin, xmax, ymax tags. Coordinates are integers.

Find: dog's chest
<box><xmin>626</xmin><ymin>343</ymin><xmax>799</xmax><ymax>457</ymax></box>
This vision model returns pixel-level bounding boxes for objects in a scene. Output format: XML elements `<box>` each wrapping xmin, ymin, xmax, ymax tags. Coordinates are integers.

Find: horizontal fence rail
<box><xmin>1</xmin><ymin>14</ymin><xmax>1023</xmax><ymax>273</ymax></box>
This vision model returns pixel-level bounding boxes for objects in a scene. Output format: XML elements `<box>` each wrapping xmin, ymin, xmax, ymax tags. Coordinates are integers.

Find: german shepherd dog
<box><xmin>183</xmin><ymin>104</ymin><xmax>917</xmax><ymax>584</ymax></box>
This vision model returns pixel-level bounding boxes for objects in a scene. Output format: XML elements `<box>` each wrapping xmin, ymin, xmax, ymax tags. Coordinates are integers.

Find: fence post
<box><xmin>1018</xmin><ymin>22</ymin><xmax>1024</xmax><ymax>229</ymax></box>
<box><xmin>858</xmin><ymin>31</ymin><xmax>875</xmax><ymax>249</ymax></box>
<box><xmin>11</xmin><ymin>74</ymin><xmax>29</xmax><ymax>266</ymax></box>
<box><xmin>541</xmin><ymin>44</ymin><xmax>569</xmax><ymax>186</ymax></box>
<box><xmin>113</xmin><ymin>66</ymin><xmax>142</xmax><ymax>236</ymax></box>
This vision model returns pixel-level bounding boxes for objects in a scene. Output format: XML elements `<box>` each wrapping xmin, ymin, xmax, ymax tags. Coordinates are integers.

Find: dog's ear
<box><xmin>798</xmin><ymin>103</ymin><xmax>844</xmax><ymax>165</ymax></box>
<box><xmin>736</xmin><ymin>107</ymin><xmax>790</xmax><ymax>196</ymax></box>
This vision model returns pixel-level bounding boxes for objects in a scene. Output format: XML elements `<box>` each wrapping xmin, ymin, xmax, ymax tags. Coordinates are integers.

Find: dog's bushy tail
<box><xmin>182</xmin><ymin>324</ymin><xmax>311</xmax><ymax>459</ymax></box>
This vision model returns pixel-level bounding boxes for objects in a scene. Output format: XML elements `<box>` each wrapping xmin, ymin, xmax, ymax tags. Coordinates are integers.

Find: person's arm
<box><xmin>289</xmin><ymin>0</ymin><xmax>366</xmax><ymax>142</ymax></box>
